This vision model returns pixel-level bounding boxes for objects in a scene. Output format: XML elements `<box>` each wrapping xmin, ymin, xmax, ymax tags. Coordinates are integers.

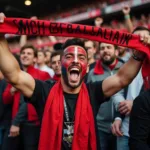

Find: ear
<box><xmin>115</xmin><ymin>50</ymin><xmax>119</xmax><ymax>57</ymax></box>
<box><xmin>86</xmin><ymin>64</ymin><xmax>90</xmax><ymax>73</ymax></box>
<box><xmin>33</xmin><ymin>57</ymin><xmax>37</xmax><ymax>64</ymax></box>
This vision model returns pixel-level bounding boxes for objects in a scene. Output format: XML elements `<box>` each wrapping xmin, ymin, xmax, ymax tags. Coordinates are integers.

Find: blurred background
<box><xmin>0</xmin><ymin>0</ymin><xmax>149</xmax><ymax>53</ymax></box>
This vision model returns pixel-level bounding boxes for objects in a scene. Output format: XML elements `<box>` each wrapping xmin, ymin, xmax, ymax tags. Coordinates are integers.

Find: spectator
<box><xmin>35</xmin><ymin>50</ymin><xmax>54</xmax><ymax>78</ymax></box>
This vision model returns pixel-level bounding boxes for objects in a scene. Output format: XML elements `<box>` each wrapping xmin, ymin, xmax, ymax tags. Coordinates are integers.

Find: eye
<box><xmin>79</xmin><ymin>56</ymin><xmax>86</xmax><ymax>60</ymax></box>
<box><xmin>65</xmin><ymin>55</ymin><xmax>72</xmax><ymax>59</ymax></box>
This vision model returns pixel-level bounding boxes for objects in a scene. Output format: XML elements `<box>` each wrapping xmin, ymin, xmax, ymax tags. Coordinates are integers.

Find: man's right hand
<box><xmin>9</xmin><ymin>125</ymin><xmax>20</xmax><ymax>137</ymax></box>
<box><xmin>122</xmin><ymin>5</ymin><xmax>130</xmax><ymax>15</ymax></box>
<box><xmin>111</xmin><ymin>119</ymin><xmax>123</xmax><ymax>137</ymax></box>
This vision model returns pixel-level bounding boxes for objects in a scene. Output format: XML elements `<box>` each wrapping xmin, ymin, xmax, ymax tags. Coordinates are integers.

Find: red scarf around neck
<box><xmin>53</xmin><ymin>74</ymin><xmax>61</xmax><ymax>81</ymax></box>
<box><xmin>39</xmin><ymin>80</ymin><xmax>96</xmax><ymax>150</ymax></box>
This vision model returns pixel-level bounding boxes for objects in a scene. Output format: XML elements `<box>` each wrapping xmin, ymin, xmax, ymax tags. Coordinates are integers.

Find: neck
<box><xmin>110</xmin><ymin>58</ymin><xmax>117</xmax><ymax>66</ymax></box>
<box><xmin>61</xmin><ymin>78</ymin><xmax>81</xmax><ymax>94</ymax></box>
<box><xmin>88</xmin><ymin>58</ymin><xmax>95</xmax><ymax>65</ymax></box>
<box><xmin>37</xmin><ymin>63</ymin><xmax>45</xmax><ymax>68</ymax></box>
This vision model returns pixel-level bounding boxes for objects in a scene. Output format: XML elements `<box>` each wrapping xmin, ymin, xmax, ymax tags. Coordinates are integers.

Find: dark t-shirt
<box><xmin>26</xmin><ymin>79</ymin><xmax>106</xmax><ymax>150</ymax></box>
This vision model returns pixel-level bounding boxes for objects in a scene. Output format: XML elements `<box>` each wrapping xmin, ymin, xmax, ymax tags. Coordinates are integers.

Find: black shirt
<box><xmin>129</xmin><ymin>90</ymin><xmax>150</xmax><ymax>150</ymax></box>
<box><xmin>26</xmin><ymin>79</ymin><xmax>106</xmax><ymax>150</ymax></box>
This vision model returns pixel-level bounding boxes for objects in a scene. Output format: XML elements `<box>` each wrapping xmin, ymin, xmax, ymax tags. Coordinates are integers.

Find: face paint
<box><xmin>61</xmin><ymin>45</ymin><xmax>88</xmax><ymax>88</ymax></box>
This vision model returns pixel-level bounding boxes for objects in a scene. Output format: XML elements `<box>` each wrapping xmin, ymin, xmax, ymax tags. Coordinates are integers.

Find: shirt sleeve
<box><xmin>24</xmin><ymin>79</ymin><xmax>54</xmax><ymax>121</ymax></box>
<box><xmin>129</xmin><ymin>92</ymin><xmax>150</xmax><ymax>150</ymax></box>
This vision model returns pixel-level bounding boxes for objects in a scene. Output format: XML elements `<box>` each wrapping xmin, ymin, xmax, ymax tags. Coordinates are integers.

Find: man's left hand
<box><xmin>118</xmin><ymin>100</ymin><xmax>133</xmax><ymax>116</ymax></box>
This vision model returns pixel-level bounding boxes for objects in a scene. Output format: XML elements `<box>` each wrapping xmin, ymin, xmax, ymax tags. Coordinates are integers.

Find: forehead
<box><xmin>21</xmin><ymin>48</ymin><xmax>34</xmax><ymax>54</ymax></box>
<box><xmin>134</xmin><ymin>30</ymin><xmax>149</xmax><ymax>36</ymax></box>
<box><xmin>52</xmin><ymin>55</ymin><xmax>60</xmax><ymax>61</ymax></box>
<box><xmin>64</xmin><ymin>46</ymin><xmax>87</xmax><ymax>55</ymax></box>
<box><xmin>84</xmin><ymin>41</ymin><xmax>94</xmax><ymax>46</ymax></box>
<box><xmin>100</xmin><ymin>43</ymin><xmax>114</xmax><ymax>47</ymax></box>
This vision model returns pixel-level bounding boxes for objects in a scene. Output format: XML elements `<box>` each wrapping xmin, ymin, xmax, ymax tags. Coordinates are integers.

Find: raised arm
<box><xmin>103</xmin><ymin>33</ymin><xmax>150</xmax><ymax>98</ymax></box>
<box><xmin>0</xmin><ymin>13</ymin><xmax>35</xmax><ymax>98</ymax></box>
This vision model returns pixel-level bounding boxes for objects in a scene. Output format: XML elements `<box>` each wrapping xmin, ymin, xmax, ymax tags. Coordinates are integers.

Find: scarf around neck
<box><xmin>39</xmin><ymin>80</ymin><xmax>96</xmax><ymax>150</ymax></box>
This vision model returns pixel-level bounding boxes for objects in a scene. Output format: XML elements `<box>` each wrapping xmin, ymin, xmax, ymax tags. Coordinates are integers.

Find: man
<box><xmin>50</xmin><ymin>51</ymin><xmax>62</xmax><ymax>81</ymax></box>
<box><xmin>111</xmin><ymin>26</ymin><xmax>149</xmax><ymax>150</ymax></box>
<box><xmin>117</xmin><ymin>46</ymin><xmax>131</xmax><ymax>62</ymax></box>
<box><xmin>3</xmin><ymin>45</ymin><xmax>51</xmax><ymax>150</ymax></box>
<box><xmin>128</xmin><ymin>28</ymin><xmax>150</xmax><ymax>150</ymax></box>
<box><xmin>0</xmin><ymin>13</ymin><xmax>149</xmax><ymax>150</ymax></box>
<box><xmin>84</xmin><ymin>40</ymin><xmax>97</xmax><ymax>83</ymax></box>
<box><xmin>84</xmin><ymin>40</ymin><xmax>97</xmax><ymax>70</ymax></box>
<box><xmin>0</xmin><ymin>79</ymin><xmax>11</xmax><ymax>150</ymax></box>
<box><xmin>87</xmin><ymin>42</ymin><xmax>125</xmax><ymax>150</ymax></box>
<box><xmin>35</xmin><ymin>50</ymin><xmax>54</xmax><ymax>78</ymax></box>
<box><xmin>45</xmin><ymin>49</ymin><xmax>52</xmax><ymax>67</ymax></box>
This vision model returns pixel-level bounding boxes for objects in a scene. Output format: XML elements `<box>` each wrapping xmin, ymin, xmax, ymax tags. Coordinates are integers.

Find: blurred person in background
<box><xmin>84</xmin><ymin>40</ymin><xmax>97</xmax><ymax>83</ymax></box>
<box><xmin>87</xmin><ymin>42</ymin><xmax>126</xmax><ymax>150</ymax></box>
<box><xmin>111</xmin><ymin>26</ymin><xmax>149</xmax><ymax>150</ymax></box>
<box><xmin>117</xmin><ymin>46</ymin><xmax>131</xmax><ymax>62</ymax></box>
<box><xmin>45</xmin><ymin>49</ymin><xmax>53</xmax><ymax>68</ymax></box>
<box><xmin>50</xmin><ymin>50</ymin><xmax>62</xmax><ymax>81</ymax></box>
<box><xmin>35</xmin><ymin>50</ymin><xmax>54</xmax><ymax>78</ymax></box>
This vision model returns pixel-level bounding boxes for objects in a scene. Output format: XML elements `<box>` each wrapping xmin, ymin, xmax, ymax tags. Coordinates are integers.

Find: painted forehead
<box><xmin>64</xmin><ymin>45</ymin><xmax>87</xmax><ymax>55</ymax></box>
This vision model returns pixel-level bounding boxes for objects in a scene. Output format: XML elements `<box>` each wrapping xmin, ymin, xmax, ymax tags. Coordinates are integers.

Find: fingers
<box><xmin>119</xmin><ymin>107</ymin><xmax>129</xmax><ymax>114</ymax></box>
<box><xmin>0</xmin><ymin>13</ymin><xmax>6</xmax><ymax>23</ymax></box>
<box><xmin>111</xmin><ymin>123</ymin><xmax>123</xmax><ymax>137</ymax></box>
<box><xmin>9</xmin><ymin>131</ymin><xmax>19</xmax><ymax>137</ymax></box>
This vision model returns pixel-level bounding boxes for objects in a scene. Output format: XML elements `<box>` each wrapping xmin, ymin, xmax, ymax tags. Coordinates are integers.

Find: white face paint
<box><xmin>74</xmin><ymin>46</ymin><xmax>78</xmax><ymax>62</ymax></box>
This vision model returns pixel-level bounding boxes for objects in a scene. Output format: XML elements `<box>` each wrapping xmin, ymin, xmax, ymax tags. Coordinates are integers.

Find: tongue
<box><xmin>70</xmin><ymin>73</ymin><xmax>78</xmax><ymax>81</ymax></box>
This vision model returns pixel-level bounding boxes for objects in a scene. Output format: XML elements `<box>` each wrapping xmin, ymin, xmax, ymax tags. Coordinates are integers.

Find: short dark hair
<box><xmin>132</xmin><ymin>26</ymin><xmax>150</xmax><ymax>34</ymax></box>
<box><xmin>50</xmin><ymin>50</ymin><xmax>62</xmax><ymax>62</ymax></box>
<box><xmin>62</xmin><ymin>38</ymin><xmax>86</xmax><ymax>51</ymax></box>
<box><xmin>20</xmin><ymin>45</ymin><xmax>37</xmax><ymax>57</ymax></box>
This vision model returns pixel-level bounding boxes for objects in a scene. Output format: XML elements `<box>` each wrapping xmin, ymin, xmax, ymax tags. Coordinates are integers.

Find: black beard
<box><xmin>61</xmin><ymin>66</ymin><xmax>85</xmax><ymax>89</ymax></box>
<box><xmin>62</xmin><ymin>73</ymin><xmax>84</xmax><ymax>89</ymax></box>
<box><xmin>102</xmin><ymin>57</ymin><xmax>116</xmax><ymax>66</ymax></box>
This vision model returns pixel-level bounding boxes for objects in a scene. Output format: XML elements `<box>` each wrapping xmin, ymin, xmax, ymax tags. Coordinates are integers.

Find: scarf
<box><xmin>39</xmin><ymin>80</ymin><xmax>96</xmax><ymax>150</ymax></box>
<box><xmin>0</xmin><ymin>18</ymin><xmax>149</xmax><ymax>55</ymax></box>
<box><xmin>52</xmin><ymin>74</ymin><xmax>61</xmax><ymax>81</ymax></box>
<box><xmin>2</xmin><ymin>18</ymin><xmax>149</xmax><ymax>86</ymax></box>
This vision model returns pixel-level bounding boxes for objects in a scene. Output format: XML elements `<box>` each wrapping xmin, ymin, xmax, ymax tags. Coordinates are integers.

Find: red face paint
<box><xmin>61</xmin><ymin>45</ymin><xmax>88</xmax><ymax>79</ymax></box>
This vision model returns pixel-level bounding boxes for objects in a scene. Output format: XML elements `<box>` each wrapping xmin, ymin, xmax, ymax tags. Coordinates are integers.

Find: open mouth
<box><xmin>69</xmin><ymin>68</ymin><xmax>80</xmax><ymax>82</ymax></box>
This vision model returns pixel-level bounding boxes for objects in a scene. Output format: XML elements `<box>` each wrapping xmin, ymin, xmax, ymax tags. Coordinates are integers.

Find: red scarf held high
<box><xmin>39</xmin><ymin>80</ymin><xmax>96</xmax><ymax>150</ymax></box>
<box><xmin>0</xmin><ymin>18</ymin><xmax>149</xmax><ymax>56</ymax></box>
<box><xmin>1</xmin><ymin>18</ymin><xmax>150</xmax><ymax>88</ymax></box>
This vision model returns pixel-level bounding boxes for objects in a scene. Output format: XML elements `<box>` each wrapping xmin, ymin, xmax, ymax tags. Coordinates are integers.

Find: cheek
<box><xmin>61</xmin><ymin>59</ymin><xmax>71</xmax><ymax>70</ymax></box>
<box><xmin>80</xmin><ymin>62</ymin><xmax>88</xmax><ymax>77</ymax></box>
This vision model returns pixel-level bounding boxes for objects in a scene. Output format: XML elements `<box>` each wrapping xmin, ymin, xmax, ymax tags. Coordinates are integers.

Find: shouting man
<box><xmin>0</xmin><ymin>13</ymin><xmax>149</xmax><ymax>150</ymax></box>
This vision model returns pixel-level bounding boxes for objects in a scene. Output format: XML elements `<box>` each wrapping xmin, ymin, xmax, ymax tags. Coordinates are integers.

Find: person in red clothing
<box><xmin>3</xmin><ymin>46</ymin><xmax>50</xmax><ymax>150</ymax></box>
<box><xmin>50</xmin><ymin>50</ymin><xmax>62</xmax><ymax>81</ymax></box>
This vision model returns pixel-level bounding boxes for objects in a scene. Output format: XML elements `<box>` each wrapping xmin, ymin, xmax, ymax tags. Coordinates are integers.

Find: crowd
<box><xmin>0</xmin><ymin>3</ymin><xmax>150</xmax><ymax>150</ymax></box>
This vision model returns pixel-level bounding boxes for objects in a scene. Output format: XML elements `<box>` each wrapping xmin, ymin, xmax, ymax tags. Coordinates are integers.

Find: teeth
<box><xmin>70</xmin><ymin>68</ymin><xmax>79</xmax><ymax>72</ymax></box>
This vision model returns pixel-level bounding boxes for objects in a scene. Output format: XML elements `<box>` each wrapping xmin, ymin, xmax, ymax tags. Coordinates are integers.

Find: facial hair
<box><xmin>61</xmin><ymin>66</ymin><xmax>84</xmax><ymax>89</ymax></box>
<box><xmin>102</xmin><ymin>56</ymin><xmax>116</xmax><ymax>66</ymax></box>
